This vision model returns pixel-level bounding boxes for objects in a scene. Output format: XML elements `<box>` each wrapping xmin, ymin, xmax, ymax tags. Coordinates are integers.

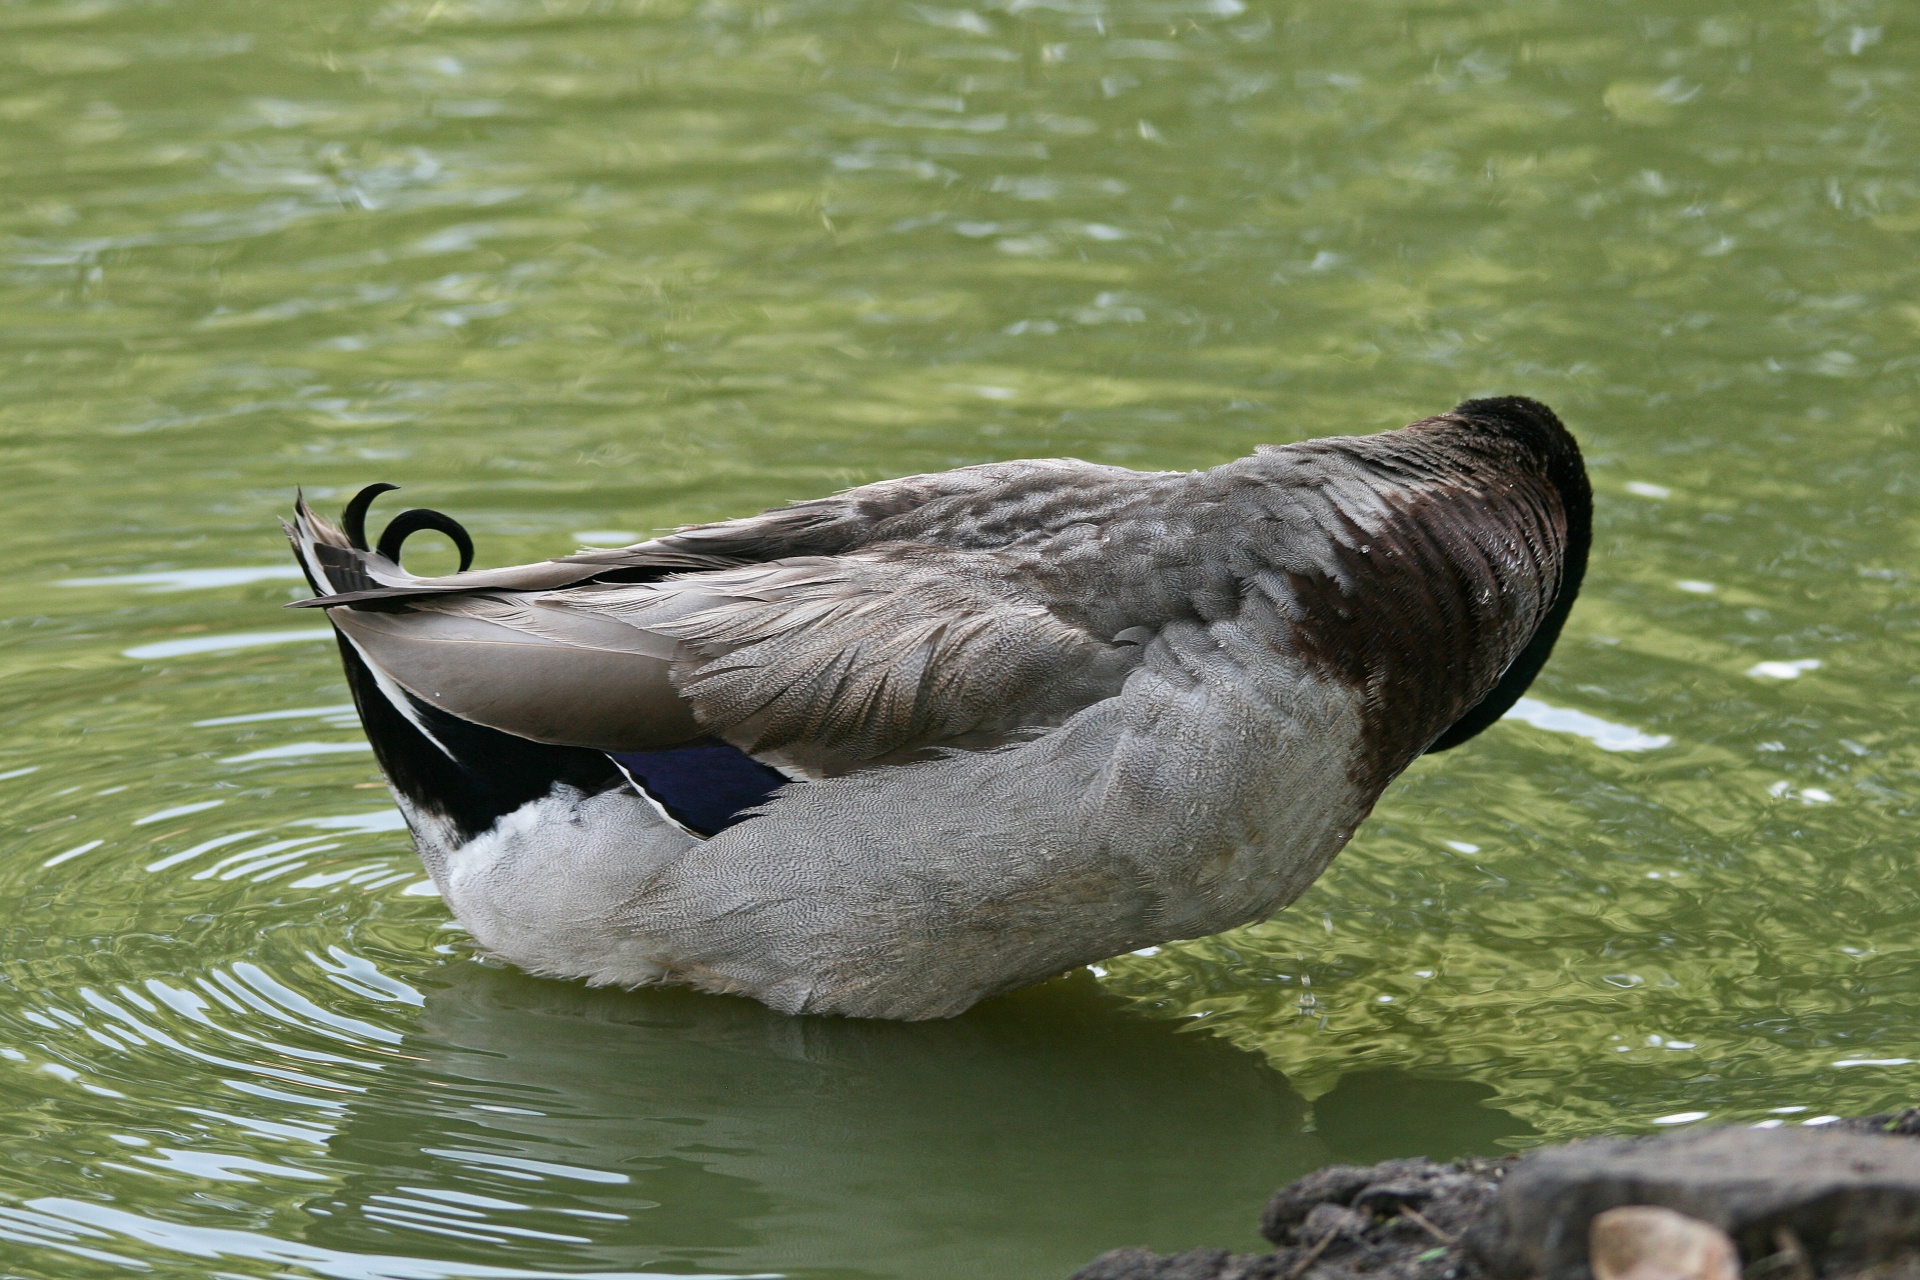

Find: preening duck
<box><xmin>284</xmin><ymin>396</ymin><xmax>1589</xmax><ymax>1020</ymax></box>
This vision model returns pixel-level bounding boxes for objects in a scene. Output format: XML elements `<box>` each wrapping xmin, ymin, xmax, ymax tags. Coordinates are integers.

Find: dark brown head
<box><xmin>1423</xmin><ymin>396</ymin><xmax>1591</xmax><ymax>752</ymax></box>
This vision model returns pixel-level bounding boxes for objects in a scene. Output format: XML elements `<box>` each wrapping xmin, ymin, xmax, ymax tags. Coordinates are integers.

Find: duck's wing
<box><xmin>288</xmin><ymin>492</ymin><xmax>766</xmax><ymax>753</ymax></box>
<box><xmin>288</xmin><ymin>458</ymin><xmax>1148</xmax><ymax>610</ymax></box>
<box><xmin>623</xmin><ymin>550</ymin><xmax>1143</xmax><ymax>776</ymax></box>
<box><xmin>284</xmin><ymin>460</ymin><xmax>1161</xmax><ymax>773</ymax></box>
<box><xmin>341</xmin><ymin>554</ymin><xmax>1139</xmax><ymax>776</ymax></box>
<box><xmin>285</xmin><ymin>492</ymin><xmax>1144</xmax><ymax>773</ymax></box>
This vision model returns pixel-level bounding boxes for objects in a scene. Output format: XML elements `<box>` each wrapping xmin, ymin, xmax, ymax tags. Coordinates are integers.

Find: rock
<box><xmin>1298</xmin><ymin>1203</ymin><xmax>1373</xmax><ymax>1243</ymax></box>
<box><xmin>1260</xmin><ymin>1157</ymin><xmax>1510</xmax><ymax>1248</ymax></box>
<box><xmin>1070</xmin><ymin>1120</ymin><xmax>1920</xmax><ymax>1280</ymax></box>
<box><xmin>1068</xmin><ymin>1246</ymin><xmax>1286</xmax><ymax>1280</ymax></box>
<box><xmin>1839</xmin><ymin>1107</ymin><xmax>1920</xmax><ymax>1140</ymax></box>
<box><xmin>1470</xmin><ymin>1127</ymin><xmax>1920</xmax><ymax>1280</ymax></box>
<box><xmin>1261</xmin><ymin>1165</ymin><xmax>1387</xmax><ymax>1242</ymax></box>
<box><xmin>1070</xmin><ymin>1156</ymin><xmax>1511</xmax><ymax>1280</ymax></box>
<box><xmin>1588</xmin><ymin>1206</ymin><xmax>1740</xmax><ymax>1280</ymax></box>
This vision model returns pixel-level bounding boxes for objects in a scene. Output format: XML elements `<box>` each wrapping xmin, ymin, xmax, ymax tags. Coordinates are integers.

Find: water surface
<box><xmin>3</xmin><ymin>0</ymin><xmax>1918</xmax><ymax>1275</ymax></box>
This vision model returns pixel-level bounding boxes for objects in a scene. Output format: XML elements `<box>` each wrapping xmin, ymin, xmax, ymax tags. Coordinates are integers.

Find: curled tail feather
<box><xmin>283</xmin><ymin>483</ymin><xmax>476</xmax><ymax>602</ymax></box>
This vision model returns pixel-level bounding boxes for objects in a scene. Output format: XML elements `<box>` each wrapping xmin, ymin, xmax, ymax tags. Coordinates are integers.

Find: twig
<box><xmin>1772</xmin><ymin>1225</ymin><xmax>1814</xmax><ymax>1280</ymax></box>
<box><xmin>1283</xmin><ymin>1231</ymin><xmax>1336</xmax><ymax>1280</ymax></box>
<box><xmin>1399</xmin><ymin>1205</ymin><xmax>1457</xmax><ymax>1246</ymax></box>
<box><xmin>1744</xmin><ymin>1252</ymin><xmax>1792</xmax><ymax>1280</ymax></box>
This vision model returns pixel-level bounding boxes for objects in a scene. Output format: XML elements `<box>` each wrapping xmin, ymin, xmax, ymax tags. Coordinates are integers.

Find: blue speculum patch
<box><xmin>608</xmin><ymin>740</ymin><xmax>789</xmax><ymax>837</ymax></box>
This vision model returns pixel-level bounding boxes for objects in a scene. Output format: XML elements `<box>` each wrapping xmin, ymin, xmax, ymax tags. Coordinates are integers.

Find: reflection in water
<box><xmin>1499</xmin><ymin>698</ymin><xmax>1672</xmax><ymax>753</ymax></box>
<box><xmin>314</xmin><ymin>966</ymin><xmax>1316</xmax><ymax>1279</ymax></box>
<box><xmin>11</xmin><ymin>1198</ymin><xmax>725</xmax><ymax>1280</ymax></box>
<box><xmin>57</xmin><ymin>566</ymin><xmax>309</xmax><ymax>592</ymax></box>
<box><xmin>0</xmin><ymin>950</ymin><xmax>1527</xmax><ymax>1278</ymax></box>
<box><xmin>120</xmin><ymin>629</ymin><xmax>337</xmax><ymax>660</ymax></box>
<box><xmin>1313</xmin><ymin>1072</ymin><xmax>1533</xmax><ymax>1168</ymax></box>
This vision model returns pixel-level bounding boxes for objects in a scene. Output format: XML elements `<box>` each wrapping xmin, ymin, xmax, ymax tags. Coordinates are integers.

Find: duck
<box><xmin>283</xmin><ymin>395</ymin><xmax>1589</xmax><ymax>1020</ymax></box>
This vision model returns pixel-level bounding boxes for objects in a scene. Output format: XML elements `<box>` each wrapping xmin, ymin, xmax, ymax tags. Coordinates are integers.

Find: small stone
<box><xmin>1590</xmin><ymin>1206</ymin><xmax>1739</xmax><ymax>1280</ymax></box>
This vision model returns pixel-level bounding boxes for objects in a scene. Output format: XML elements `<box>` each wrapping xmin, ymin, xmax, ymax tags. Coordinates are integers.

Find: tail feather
<box><xmin>284</xmin><ymin>483</ymin><xmax>474</xmax><ymax>602</ymax></box>
<box><xmin>282</xmin><ymin>487</ymin><xmax>674</xmax><ymax>610</ymax></box>
<box><xmin>284</xmin><ymin>486</ymin><xmax>776</xmax><ymax>852</ymax></box>
<box><xmin>282</xmin><ymin>489</ymin><xmax>402</xmax><ymax>599</ymax></box>
<box><xmin>286</xmin><ymin>489</ymin><xmax>630</xmax><ymax>849</ymax></box>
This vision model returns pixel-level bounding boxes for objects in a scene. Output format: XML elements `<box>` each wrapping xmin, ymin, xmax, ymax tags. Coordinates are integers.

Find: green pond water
<box><xmin>1</xmin><ymin>0</ymin><xmax>1917</xmax><ymax>1274</ymax></box>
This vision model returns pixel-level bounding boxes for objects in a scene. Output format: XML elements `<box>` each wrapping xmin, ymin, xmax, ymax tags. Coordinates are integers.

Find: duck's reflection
<box><xmin>304</xmin><ymin>963</ymin><xmax>1522</xmax><ymax>1280</ymax></box>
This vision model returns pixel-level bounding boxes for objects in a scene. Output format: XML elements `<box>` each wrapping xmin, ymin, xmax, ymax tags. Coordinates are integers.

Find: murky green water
<box><xmin>2</xmin><ymin>0</ymin><xmax>1917</xmax><ymax>1274</ymax></box>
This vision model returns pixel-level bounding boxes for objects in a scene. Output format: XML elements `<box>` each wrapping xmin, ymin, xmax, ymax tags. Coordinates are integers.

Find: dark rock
<box><xmin>1071</xmin><ymin>1120</ymin><xmax>1920</xmax><ymax>1280</ymax></box>
<box><xmin>1300</xmin><ymin>1203</ymin><xmax>1374</xmax><ymax>1242</ymax></box>
<box><xmin>1261</xmin><ymin>1157</ymin><xmax>1511</xmax><ymax>1248</ymax></box>
<box><xmin>1469</xmin><ymin>1127</ymin><xmax>1920</xmax><ymax>1280</ymax></box>
<box><xmin>1072</xmin><ymin>1248</ymin><xmax>1162</xmax><ymax>1280</ymax></box>
<box><xmin>1838</xmin><ymin>1108</ymin><xmax>1920</xmax><ymax>1139</ymax></box>
<box><xmin>1069</xmin><ymin>1246</ymin><xmax>1288</xmax><ymax>1280</ymax></box>
<box><xmin>1263</xmin><ymin>1165</ymin><xmax>1390</xmax><ymax>1242</ymax></box>
<box><xmin>1079</xmin><ymin>1155</ymin><xmax>1512</xmax><ymax>1280</ymax></box>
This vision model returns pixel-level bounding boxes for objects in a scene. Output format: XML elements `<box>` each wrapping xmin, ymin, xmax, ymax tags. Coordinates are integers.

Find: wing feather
<box><xmin>645</xmin><ymin>551</ymin><xmax>1143</xmax><ymax>775</ymax></box>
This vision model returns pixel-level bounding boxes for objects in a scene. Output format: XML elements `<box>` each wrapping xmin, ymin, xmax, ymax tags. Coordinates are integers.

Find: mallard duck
<box><xmin>284</xmin><ymin>396</ymin><xmax>1588</xmax><ymax>1020</ymax></box>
